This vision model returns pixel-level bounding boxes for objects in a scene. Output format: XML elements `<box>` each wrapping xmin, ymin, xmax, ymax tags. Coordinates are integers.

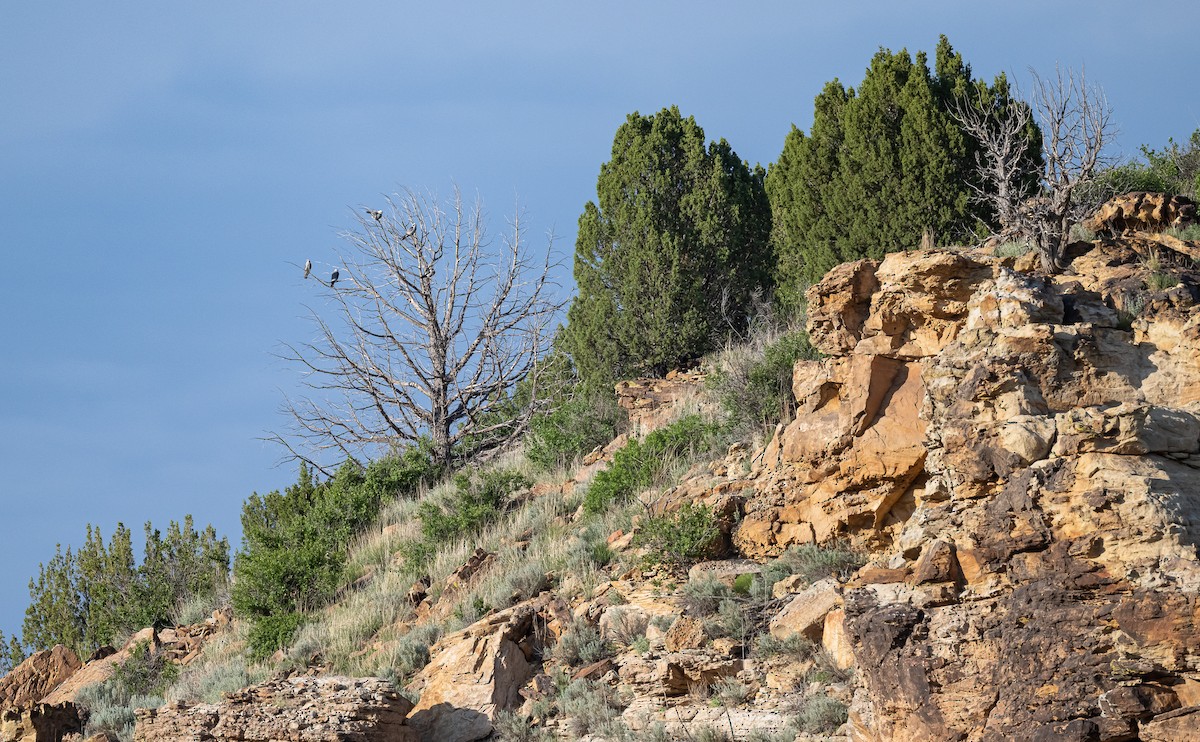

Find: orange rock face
<box><xmin>0</xmin><ymin>645</ymin><xmax>80</xmax><ymax>715</ymax></box>
<box><xmin>1084</xmin><ymin>191</ymin><xmax>1197</xmax><ymax>235</ymax></box>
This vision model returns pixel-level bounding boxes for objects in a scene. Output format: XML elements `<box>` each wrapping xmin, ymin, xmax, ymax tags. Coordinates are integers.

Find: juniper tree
<box><xmin>766</xmin><ymin>36</ymin><xmax>1037</xmax><ymax>302</ymax></box>
<box><xmin>563</xmin><ymin>106</ymin><xmax>772</xmax><ymax>387</ymax></box>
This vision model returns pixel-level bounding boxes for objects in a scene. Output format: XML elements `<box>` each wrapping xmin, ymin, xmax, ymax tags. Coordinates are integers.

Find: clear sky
<box><xmin>2</xmin><ymin>1</ymin><xmax>1197</xmax><ymax>640</ymax></box>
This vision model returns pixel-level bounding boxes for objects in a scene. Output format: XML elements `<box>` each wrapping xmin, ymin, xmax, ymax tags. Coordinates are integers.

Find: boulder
<box><xmin>0</xmin><ymin>646</ymin><xmax>80</xmax><ymax>714</ymax></box>
<box><xmin>768</xmin><ymin>578</ymin><xmax>841</xmax><ymax>642</ymax></box>
<box><xmin>407</xmin><ymin>601</ymin><xmax>547</xmax><ymax>742</ymax></box>
<box><xmin>663</xmin><ymin>617</ymin><xmax>707</xmax><ymax>652</ymax></box>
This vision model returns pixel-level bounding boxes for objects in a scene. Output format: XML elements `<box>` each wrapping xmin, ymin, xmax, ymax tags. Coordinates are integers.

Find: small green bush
<box><xmin>76</xmin><ymin>641</ymin><xmax>178</xmax><ymax>741</ymax></box>
<box><xmin>557</xmin><ymin>679</ymin><xmax>629</xmax><ymax>738</ymax></box>
<box><xmin>753</xmin><ymin>632</ymin><xmax>817</xmax><ymax>659</ymax></box>
<box><xmin>552</xmin><ymin>622</ymin><xmax>610</xmax><ymax>667</ymax></box>
<box><xmin>680</xmin><ymin>575</ymin><xmax>733</xmax><ymax>617</ymax></box>
<box><xmin>796</xmin><ymin>693</ymin><xmax>849</xmax><ymax>733</ymax></box>
<box><xmin>584</xmin><ymin>415</ymin><xmax>721</xmax><ymax>513</ymax></box>
<box><xmin>1147</xmin><ymin>271</ymin><xmax>1180</xmax><ymax>291</ymax></box>
<box><xmin>993</xmin><ymin>240</ymin><xmax>1032</xmax><ymax>258</ymax></box>
<box><xmin>527</xmin><ymin>392</ymin><xmax>622</xmax><ymax>472</ymax></box>
<box><xmin>635</xmin><ymin>503</ymin><xmax>721</xmax><ymax>568</ymax></box>
<box><xmin>1167</xmin><ymin>224</ymin><xmax>1200</xmax><ymax>241</ymax></box>
<box><xmin>247</xmin><ymin>612</ymin><xmax>305</xmax><ymax>661</ymax></box>
<box><xmin>492</xmin><ymin>711</ymin><xmax>556</xmax><ymax>742</ymax></box>
<box><xmin>711</xmin><ymin>330</ymin><xmax>819</xmax><ymax>434</ymax></box>
<box><xmin>112</xmin><ymin>641</ymin><xmax>178</xmax><ymax>697</ymax></box>
<box><xmin>419</xmin><ymin>469</ymin><xmax>531</xmax><ymax>542</ymax></box>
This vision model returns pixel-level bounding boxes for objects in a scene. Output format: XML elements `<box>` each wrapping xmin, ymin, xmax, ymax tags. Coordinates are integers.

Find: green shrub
<box><xmin>418</xmin><ymin>469</ymin><xmax>531</xmax><ymax>542</ymax></box>
<box><xmin>993</xmin><ymin>240</ymin><xmax>1032</xmax><ymax>258</ymax></box>
<box><xmin>753</xmin><ymin>632</ymin><xmax>817</xmax><ymax>659</ymax></box>
<box><xmin>557</xmin><ymin>679</ymin><xmax>629</xmax><ymax>738</ymax></box>
<box><xmin>112</xmin><ymin>640</ymin><xmax>178</xmax><ymax>697</ymax></box>
<box><xmin>584</xmin><ymin>415</ymin><xmax>721</xmax><ymax>513</ymax></box>
<box><xmin>1147</xmin><ymin>271</ymin><xmax>1180</xmax><ymax>291</ymax></box>
<box><xmin>1167</xmin><ymin>224</ymin><xmax>1200</xmax><ymax>241</ymax></box>
<box><xmin>552</xmin><ymin>622</ymin><xmax>610</xmax><ymax>667</ymax></box>
<box><xmin>710</xmin><ymin>329</ymin><xmax>819</xmax><ymax>434</ymax></box>
<box><xmin>527</xmin><ymin>391</ymin><xmax>622</xmax><ymax>472</ymax></box>
<box><xmin>750</xmin><ymin>544</ymin><xmax>863</xmax><ymax>598</ymax></box>
<box><xmin>233</xmin><ymin>450</ymin><xmax>436</xmax><ymax>648</ymax></box>
<box><xmin>796</xmin><ymin>693</ymin><xmax>849</xmax><ymax>733</ymax></box>
<box><xmin>247</xmin><ymin>612</ymin><xmax>305</xmax><ymax>661</ymax></box>
<box><xmin>492</xmin><ymin>711</ymin><xmax>556</xmax><ymax>742</ymax></box>
<box><xmin>167</xmin><ymin>655</ymin><xmax>253</xmax><ymax>704</ymax></box>
<box><xmin>387</xmin><ymin>623</ymin><xmax>442</xmax><ymax>681</ymax></box>
<box><xmin>732</xmin><ymin>573</ymin><xmax>754</xmax><ymax>595</ymax></box>
<box><xmin>635</xmin><ymin>503</ymin><xmax>721</xmax><ymax>568</ymax></box>
<box><xmin>76</xmin><ymin>641</ymin><xmax>177</xmax><ymax>742</ymax></box>
<box><xmin>680</xmin><ymin>575</ymin><xmax>733</xmax><ymax>617</ymax></box>
<box><xmin>76</xmin><ymin>681</ymin><xmax>163</xmax><ymax>742</ymax></box>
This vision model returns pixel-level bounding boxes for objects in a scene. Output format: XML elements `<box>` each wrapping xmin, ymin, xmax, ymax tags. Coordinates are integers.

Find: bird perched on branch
<box><xmin>330</xmin><ymin>268</ymin><xmax>340</xmax><ymax>287</ymax></box>
<box><xmin>404</xmin><ymin>223</ymin><xmax>417</xmax><ymax>239</ymax></box>
<box><xmin>366</xmin><ymin>209</ymin><xmax>383</xmax><ymax>221</ymax></box>
<box><xmin>303</xmin><ymin>259</ymin><xmax>312</xmax><ymax>279</ymax></box>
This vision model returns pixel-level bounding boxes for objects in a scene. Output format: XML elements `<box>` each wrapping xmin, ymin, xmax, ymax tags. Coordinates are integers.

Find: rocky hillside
<box><xmin>5</xmin><ymin>229</ymin><xmax>1200</xmax><ymax>741</ymax></box>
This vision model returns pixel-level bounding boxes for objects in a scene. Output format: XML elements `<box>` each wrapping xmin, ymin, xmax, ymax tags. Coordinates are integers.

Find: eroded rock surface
<box><xmin>133</xmin><ymin>675</ymin><xmax>415</xmax><ymax>742</ymax></box>
<box><xmin>724</xmin><ymin>242</ymin><xmax>1200</xmax><ymax>740</ymax></box>
<box><xmin>0</xmin><ymin>646</ymin><xmax>80</xmax><ymax>716</ymax></box>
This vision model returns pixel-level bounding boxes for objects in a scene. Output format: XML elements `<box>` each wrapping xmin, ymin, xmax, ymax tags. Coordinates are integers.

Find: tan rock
<box><xmin>656</xmin><ymin>653</ymin><xmax>742</xmax><ymax>696</ymax></box>
<box><xmin>663</xmin><ymin>617</ymin><xmax>707</xmax><ymax>652</ymax></box>
<box><xmin>910</xmin><ymin>540</ymin><xmax>961</xmax><ymax>585</ymax></box>
<box><xmin>134</xmin><ymin>676</ymin><xmax>413</xmax><ymax>742</ymax></box>
<box><xmin>0</xmin><ymin>646</ymin><xmax>80</xmax><ymax>714</ymax></box>
<box><xmin>0</xmin><ymin>702</ymin><xmax>82</xmax><ymax>742</ymax></box>
<box><xmin>822</xmin><ymin>609</ymin><xmax>855</xmax><ymax>670</ymax></box>
<box><xmin>407</xmin><ymin>602</ymin><xmax>545</xmax><ymax>742</ymax></box>
<box><xmin>1084</xmin><ymin>191</ymin><xmax>1197</xmax><ymax>235</ymax></box>
<box><xmin>768</xmin><ymin>578</ymin><xmax>840</xmax><ymax>642</ymax></box>
<box><xmin>1141</xmin><ymin>706</ymin><xmax>1200</xmax><ymax>742</ymax></box>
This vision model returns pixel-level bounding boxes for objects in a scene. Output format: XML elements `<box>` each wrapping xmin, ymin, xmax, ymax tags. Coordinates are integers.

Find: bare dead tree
<box><xmin>955</xmin><ymin>66</ymin><xmax>1114</xmax><ymax>272</ymax></box>
<box><xmin>272</xmin><ymin>187</ymin><xmax>564</xmax><ymax>471</ymax></box>
<box><xmin>952</xmin><ymin>92</ymin><xmax>1039</xmax><ymax>236</ymax></box>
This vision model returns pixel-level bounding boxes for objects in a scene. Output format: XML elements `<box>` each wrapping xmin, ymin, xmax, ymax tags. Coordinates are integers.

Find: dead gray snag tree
<box><xmin>275</xmin><ymin>187</ymin><xmax>563</xmax><ymax>471</ymax></box>
<box><xmin>956</xmin><ymin>66</ymin><xmax>1114</xmax><ymax>272</ymax></box>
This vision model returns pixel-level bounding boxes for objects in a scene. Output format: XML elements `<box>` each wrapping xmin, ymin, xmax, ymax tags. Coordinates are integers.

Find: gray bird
<box><xmin>404</xmin><ymin>224</ymin><xmax>417</xmax><ymax>238</ymax></box>
<box><xmin>330</xmin><ymin>268</ymin><xmax>340</xmax><ymax>287</ymax></box>
<box><xmin>303</xmin><ymin>259</ymin><xmax>312</xmax><ymax>279</ymax></box>
<box><xmin>366</xmin><ymin>209</ymin><xmax>383</xmax><ymax>221</ymax></box>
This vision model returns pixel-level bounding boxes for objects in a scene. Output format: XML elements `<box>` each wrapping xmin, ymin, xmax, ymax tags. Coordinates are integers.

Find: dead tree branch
<box><xmin>274</xmin><ymin>187</ymin><xmax>564</xmax><ymax>468</ymax></box>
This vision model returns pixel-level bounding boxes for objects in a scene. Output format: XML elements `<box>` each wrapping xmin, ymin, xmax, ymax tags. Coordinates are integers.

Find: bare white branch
<box><xmin>275</xmin><ymin>187</ymin><xmax>565</xmax><ymax>467</ymax></box>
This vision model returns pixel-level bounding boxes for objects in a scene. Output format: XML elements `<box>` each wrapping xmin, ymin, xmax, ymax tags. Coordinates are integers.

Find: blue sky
<box><xmin>2</xmin><ymin>1</ymin><xmax>1197</xmax><ymax>640</ymax></box>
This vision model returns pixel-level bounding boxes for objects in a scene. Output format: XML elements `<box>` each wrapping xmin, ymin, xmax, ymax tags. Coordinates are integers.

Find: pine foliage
<box><xmin>563</xmin><ymin>106</ymin><xmax>772</xmax><ymax>387</ymax></box>
<box><xmin>17</xmin><ymin>518</ymin><xmax>229</xmax><ymax>659</ymax></box>
<box><xmin>766</xmin><ymin>36</ymin><xmax>1040</xmax><ymax>304</ymax></box>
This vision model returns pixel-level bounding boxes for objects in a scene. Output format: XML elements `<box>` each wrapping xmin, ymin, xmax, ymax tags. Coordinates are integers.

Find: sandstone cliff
<box><xmin>731</xmin><ymin>238</ymin><xmax>1200</xmax><ymax>740</ymax></box>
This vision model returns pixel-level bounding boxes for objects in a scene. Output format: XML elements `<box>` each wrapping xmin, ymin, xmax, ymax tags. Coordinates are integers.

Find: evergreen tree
<box><xmin>19</xmin><ymin>518</ymin><xmax>229</xmax><ymax>657</ymax></box>
<box><xmin>767</xmin><ymin>36</ymin><xmax>1037</xmax><ymax>302</ymax></box>
<box><xmin>22</xmin><ymin>546</ymin><xmax>83</xmax><ymax>655</ymax></box>
<box><xmin>562</xmin><ymin>106</ymin><xmax>772</xmax><ymax>387</ymax></box>
<box><xmin>1</xmin><ymin>633</ymin><xmax>26</xmax><ymax>675</ymax></box>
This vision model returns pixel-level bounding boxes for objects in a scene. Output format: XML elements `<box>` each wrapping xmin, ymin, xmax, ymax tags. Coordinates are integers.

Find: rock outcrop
<box><xmin>133</xmin><ymin>675</ymin><xmax>416</xmax><ymax>742</ymax></box>
<box><xmin>0</xmin><ymin>702</ymin><xmax>83</xmax><ymax>742</ymax></box>
<box><xmin>0</xmin><ymin>646</ymin><xmax>81</xmax><ymax>716</ymax></box>
<box><xmin>406</xmin><ymin>601</ymin><xmax>549</xmax><ymax>742</ymax></box>
<box><xmin>721</xmin><ymin>242</ymin><xmax>1200</xmax><ymax>740</ymax></box>
<box><xmin>1084</xmin><ymin>191</ymin><xmax>1197</xmax><ymax>235</ymax></box>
